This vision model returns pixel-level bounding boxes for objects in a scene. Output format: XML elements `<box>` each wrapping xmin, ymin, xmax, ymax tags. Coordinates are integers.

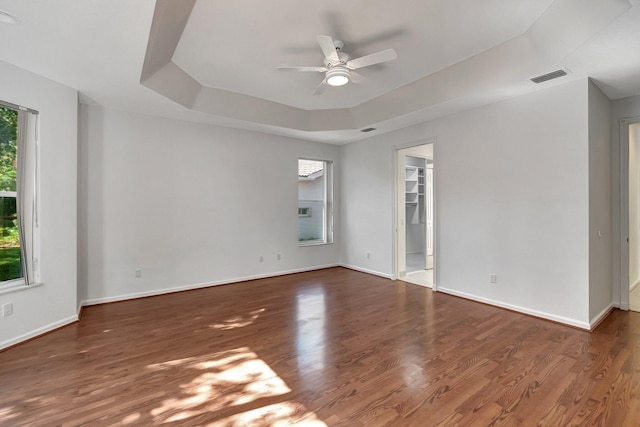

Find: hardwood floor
<box><xmin>1</xmin><ymin>267</ymin><xmax>640</xmax><ymax>426</ymax></box>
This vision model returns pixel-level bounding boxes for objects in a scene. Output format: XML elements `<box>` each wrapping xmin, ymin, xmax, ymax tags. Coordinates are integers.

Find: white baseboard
<box><xmin>0</xmin><ymin>315</ymin><xmax>78</xmax><ymax>351</ymax></box>
<box><xmin>339</xmin><ymin>263</ymin><xmax>393</xmax><ymax>279</ymax></box>
<box><xmin>589</xmin><ymin>303</ymin><xmax>615</xmax><ymax>329</ymax></box>
<box><xmin>436</xmin><ymin>286</ymin><xmax>591</xmax><ymax>330</ymax></box>
<box><xmin>82</xmin><ymin>264</ymin><xmax>340</xmax><ymax>306</ymax></box>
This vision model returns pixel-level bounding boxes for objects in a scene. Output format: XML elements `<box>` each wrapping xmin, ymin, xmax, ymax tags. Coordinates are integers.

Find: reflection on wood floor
<box><xmin>1</xmin><ymin>267</ymin><xmax>640</xmax><ymax>425</ymax></box>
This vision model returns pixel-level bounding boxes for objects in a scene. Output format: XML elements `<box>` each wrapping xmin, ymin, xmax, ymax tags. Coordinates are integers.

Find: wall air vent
<box><xmin>361</xmin><ymin>127</ymin><xmax>377</xmax><ymax>133</ymax></box>
<box><xmin>530</xmin><ymin>69</ymin><xmax>568</xmax><ymax>84</ymax></box>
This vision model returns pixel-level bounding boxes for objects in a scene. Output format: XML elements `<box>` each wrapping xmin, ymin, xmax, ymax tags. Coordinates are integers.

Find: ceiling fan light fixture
<box><xmin>326</xmin><ymin>67</ymin><xmax>350</xmax><ymax>86</ymax></box>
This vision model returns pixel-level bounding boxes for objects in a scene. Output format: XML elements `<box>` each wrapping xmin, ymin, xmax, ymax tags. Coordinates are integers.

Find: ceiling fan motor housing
<box><xmin>324</xmin><ymin>51</ymin><xmax>350</xmax><ymax>68</ymax></box>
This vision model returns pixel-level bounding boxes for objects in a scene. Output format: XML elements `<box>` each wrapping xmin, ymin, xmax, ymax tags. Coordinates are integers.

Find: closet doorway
<box><xmin>395</xmin><ymin>143</ymin><xmax>434</xmax><ymax>288</ymax></box>
<box><xmin>625</xmin><ymin>121</ymin><xmax>640</xmax><ymax>312</ymax></box>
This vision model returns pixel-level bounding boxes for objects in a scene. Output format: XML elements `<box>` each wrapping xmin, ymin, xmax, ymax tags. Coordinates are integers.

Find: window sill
<box><xmin>0</xmin><ymin>281</ymin><xmax>43</xmax><ymax>296</ymax></box>
<box><xmin>299</xmin><ymin>241</ymin><xmax>334</xmax><ymax>247</ymax></box>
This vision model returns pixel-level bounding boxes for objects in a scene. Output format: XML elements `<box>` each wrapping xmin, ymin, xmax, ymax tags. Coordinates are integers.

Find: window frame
<box><xmin>0</xmin><ymin>100</ymin><xmax>40</xmax><ymax>291</ymax></box>
<box><xmin>298</xmin><ymin>158</ymin><xmax>333</xmax><ymax>246</ymax></box>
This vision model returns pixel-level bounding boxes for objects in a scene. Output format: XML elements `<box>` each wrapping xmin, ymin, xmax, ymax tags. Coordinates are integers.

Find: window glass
<box><xmin>298</xmin><ymin>159</ymin><xmax>332</xmax><ymax>245</ymax></box>
<box><xmin>0</xmin><ymin>106</ymin><xmax>21</xmax><ymax>282</ymax></box>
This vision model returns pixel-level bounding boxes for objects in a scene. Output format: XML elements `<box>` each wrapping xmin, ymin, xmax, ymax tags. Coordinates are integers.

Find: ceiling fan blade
<box><xmin>350</xmin><ymin>71</ymin><xmax>368</xmax><ymax>85</ymax></box>
<box><xmin>347</xmin><ymin>48</ymin><xmax>397</xmax><ymax>69</ymax></box>
<box><xmin>317</xmin><ymin>35</ymin><xmax>340</xmax><ymax>63</ymax></box>
<box><xmin>278</xmin><ymin>66</ymin><xmax>327</xmax><ymax>72</ymax></box>
<box><xmin>313</xmin><ymin>79</ymin><xmax>327</xmax><ymax>96</ymax></box>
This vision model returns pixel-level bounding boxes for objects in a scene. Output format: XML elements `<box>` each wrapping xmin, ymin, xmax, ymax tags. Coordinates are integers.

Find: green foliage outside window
<box><xmin>0</xmin><ymin>106</ymin><xmax>21</xmax><ymax>282</ymax></box>
<box><xmin>0</xmin><ymin>107</ymin><xmax>17</xmax><ymax>192</ymax></box>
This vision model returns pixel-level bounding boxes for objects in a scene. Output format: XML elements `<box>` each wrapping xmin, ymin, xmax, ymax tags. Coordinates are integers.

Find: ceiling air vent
<box><xmin>530</xmin><ymin>69</ymin><xmax>568</xmax><ymax>84</ymax></box>
<box><xmin>361</xmin><ymin>127</ymin><xmax>376</xmax><ymax>133</ymax></box>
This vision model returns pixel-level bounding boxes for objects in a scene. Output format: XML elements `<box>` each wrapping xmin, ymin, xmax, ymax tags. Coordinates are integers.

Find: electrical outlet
<box><xmin>135</xmin><ymin>269</ymin><xmax>142</xmax><ymax>278</ymax></box>
<box><xmin>3</xmin><ymin>302</ymin><xmax>13</xmax><ymax>317</ymax></box>
<box><xmin>259</xmin><ymin>255</ymin><xmax>263</xmax><ymax>262</ymax></box>
<box><xmin>366</xmin><ymin>252</ymin><xmax>371</xmax><ymax>259</ymax></box>
<box><xmin>490</xmin><ymin>274</ymin><xmax>497</xmax><ymax>284</ymax></box>
<box><xmin>277</xmin><ymin>253</ymin><xmax>281</xmax><ymax>260</ymax></box>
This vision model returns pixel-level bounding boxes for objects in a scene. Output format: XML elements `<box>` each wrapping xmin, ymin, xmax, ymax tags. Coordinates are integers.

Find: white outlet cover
<box><xmin>3</xmin><ymin>302</ymin><xmax>13</xmax><ymax>317</ymax></box>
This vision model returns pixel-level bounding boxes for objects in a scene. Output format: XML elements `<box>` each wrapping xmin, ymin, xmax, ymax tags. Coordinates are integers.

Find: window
<box><xmin>298</xmin><ymin>207</ymin><xmax>311</xmax><ymax>217</ymax></box>
<box><xmin>298</xmin><ymin>159</ymin><xmax>333</xmax><ymax>245</ymax></box>
<box><xmin>0</xmin><ymin>102</ymin><xmax>39</xmax><ymax>287</ymax></box>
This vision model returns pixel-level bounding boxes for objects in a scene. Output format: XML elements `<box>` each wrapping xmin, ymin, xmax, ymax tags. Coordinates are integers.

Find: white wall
<box><xmin>341</xmin><ymin>78</ymin><xmax>592</xmax><ymax>327</ymax></box>
<box><xmin>628</xmin><ymin>124</ymin><xmax>640</xmax><ymax>290</ymax></box>
<box><xmin>0</xmin><ymin>60</ymin><xmax>78</xmax><ymax>349</ymax></box>
<box><xmin>588</xmin><ymin>81</ymin><xmax>613</xmax><ymax>322</ymax></box>
<box><xmin>78</xmin><ymin>105</ymin><xmax>340</xmax><ymax>304</ymax></box>
<box><xmin>0</xmin><ymin>65</ymin><xmax>620</xmax><ymax>348</ymax></box>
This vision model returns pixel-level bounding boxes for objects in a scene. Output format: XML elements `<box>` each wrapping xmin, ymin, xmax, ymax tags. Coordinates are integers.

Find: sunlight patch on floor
<box><xmin>207</xmin><ymin>401</ymin><xmax>328</xmax><ymax>427</ymax></box>
<box><xmin>146</xmin><ymin>348</ymin><xmax>293</xmax><ymax>424</ymax></box>
<box><xmin>0</xmin><ymin>406</ymin><xmax>17</xmax><ymax>423</ymax></box>
<box><xmin>210</xmin><ymin>308</ymin><xmax>266</xmax><ymax>330</ymax></box>
<box><xmin>122</xmin><ymin>412</ymin><xmax>141</xmax><ymax>424</ymax></box>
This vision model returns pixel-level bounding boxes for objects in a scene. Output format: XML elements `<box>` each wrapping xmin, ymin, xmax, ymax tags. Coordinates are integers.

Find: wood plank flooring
<box><xmin>1</xmin><ymin>267</ymin><xmax>640</xmax><ymax>426</ymax></box>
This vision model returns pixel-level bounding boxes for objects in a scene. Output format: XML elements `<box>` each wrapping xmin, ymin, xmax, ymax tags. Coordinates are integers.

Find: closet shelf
<box><xmin>405</xmin><ymin>163</ymin><xmax>426</xmax><ymax>224</ymax></box>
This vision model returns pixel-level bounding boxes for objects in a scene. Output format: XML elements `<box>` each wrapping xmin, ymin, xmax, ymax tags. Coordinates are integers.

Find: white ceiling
<box><xmin>173</xmin><ymin>0</ymin><xmax>554</xmax><ymax>110</ymax></box>
<box><xmin>0</xmin><ymin>0</ymin><xmax>639</xmax><ymax>144</ymax></box>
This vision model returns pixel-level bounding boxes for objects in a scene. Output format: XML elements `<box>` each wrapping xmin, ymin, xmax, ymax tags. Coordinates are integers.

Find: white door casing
<box><xmin>397</xmin><ymin>149</ymin><xmax>407</xmax><ymax>277</ymax></box>
<box><xmin>426</xmin><ymin>167</ymin><xmax>434</xmax><ymax>257</ymax></box>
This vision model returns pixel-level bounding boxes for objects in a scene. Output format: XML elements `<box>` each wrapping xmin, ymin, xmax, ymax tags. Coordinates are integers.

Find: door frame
<box><xmin>392</xmin><ymin>138</ymin><xmax>437</xmax><ymax>289</ymax></box>
<box><xmin>620</xmin><ymin>117</ymin><xmax>640</xmax><ymax>310</ymax></box>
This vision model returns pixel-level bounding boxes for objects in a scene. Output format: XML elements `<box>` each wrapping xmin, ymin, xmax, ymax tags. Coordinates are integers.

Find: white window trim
<box><xmin>0</xmin><ymin>102</ymin><xmax>41</xmax><ymax>291</ymax></box>
<box><xmin>0</xmin><ymin>279</ymin><xmax>43</xmax><ymax>295</ymax></box>
<box><xmin>299</xmin><ymin>240</ymin><xmax>334</xmax><ymax>247</ymax></box>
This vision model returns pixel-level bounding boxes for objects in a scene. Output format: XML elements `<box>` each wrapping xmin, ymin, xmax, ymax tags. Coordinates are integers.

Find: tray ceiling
<box><xmin>172</xmin><ymin>0</ymin><xmax>554</xmax><ymax>110</ymax></box>
<box><xmin>0</xmin><ymin>0</ymin><xmax>639</xmax><ymax>144</ymax></box>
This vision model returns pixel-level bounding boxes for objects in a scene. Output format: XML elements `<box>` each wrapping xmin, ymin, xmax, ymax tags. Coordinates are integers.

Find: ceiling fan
<box><xmin>278</xmin><ymin>35</ymin><xmax>398</xmax><ymax>95</ymax></box>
